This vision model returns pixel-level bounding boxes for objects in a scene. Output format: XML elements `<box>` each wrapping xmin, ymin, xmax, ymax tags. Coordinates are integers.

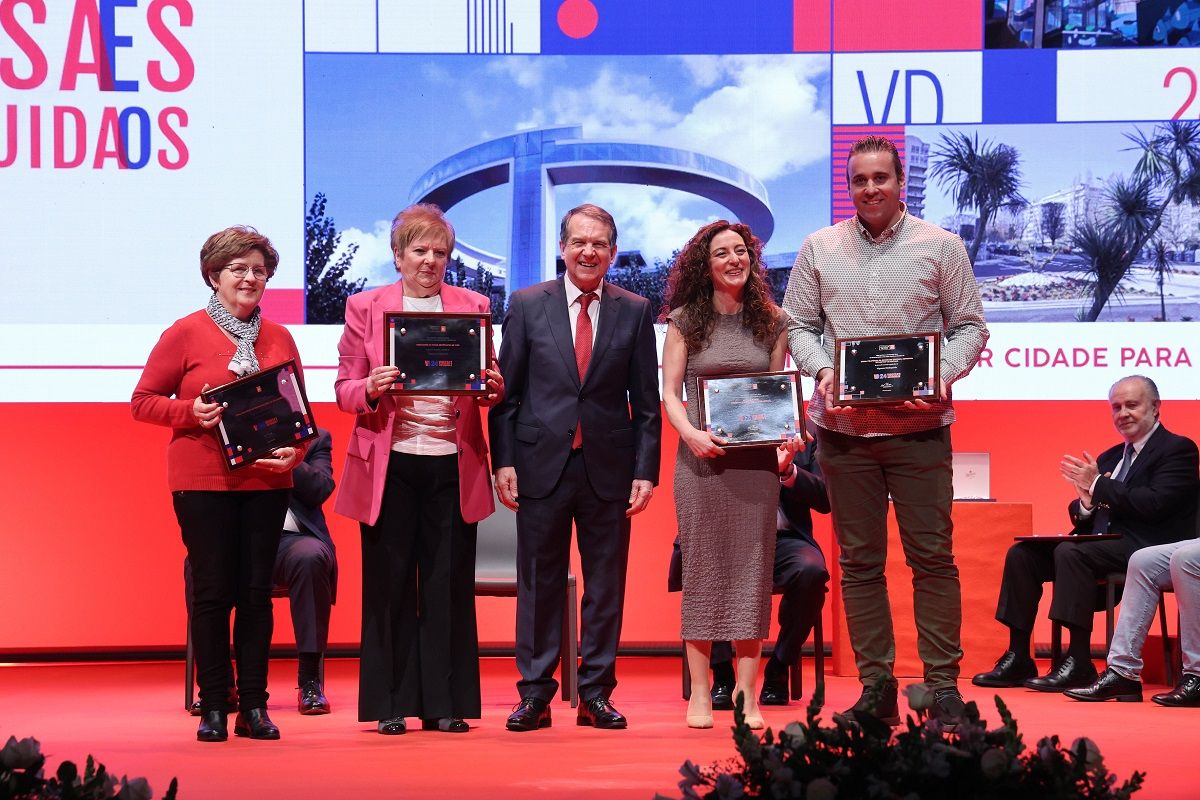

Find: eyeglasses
<box><xmin>222</xmin><ymin>263</ymin><xmax>272</xmax><ymax>281</ymax></box>
<box><xmin>565</xmin><ymin>239</ymin><xmax>612</xmax><ymax>253</ymax></box>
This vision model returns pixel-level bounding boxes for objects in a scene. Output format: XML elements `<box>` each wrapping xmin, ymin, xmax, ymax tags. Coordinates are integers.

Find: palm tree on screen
<box><xmin>1074</xmin><ymin>121</ymin><xmax>1200</xmax><ymax>321</ymax></box>
<box><xmin>929</xmin><ymin>131</ymin><xmax>1026</xmax><ymax>265</ymax></box>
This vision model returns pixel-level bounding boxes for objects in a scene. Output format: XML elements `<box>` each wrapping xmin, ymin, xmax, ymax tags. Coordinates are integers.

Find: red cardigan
<box><xmin>131</xmin><ymin>309</ymin><xmax>306</xmax><ymax>491</ymax></box>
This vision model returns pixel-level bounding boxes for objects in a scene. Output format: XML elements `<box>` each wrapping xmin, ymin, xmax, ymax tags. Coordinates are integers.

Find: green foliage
<box><xmin>605</xmin><ymin>255</ymin><xmax>671</xmax><ymax>317</ymax></box>
<box><xmin>0</xmin><ymin>735</ymin><xmax>177</xmax><ymax>800</ymax></box>
<box><xmin>305</xmin><ymin>193</ymin><xmax>366</xmax><ymax>324</ymax></box>
<box><xmin>658</xmin><ymin>688</ymin><xmax>1144</xmax><ymax>800</ymax></box>
<box><xmin>444</xmin><ymin>256</ymin><xmax>507</xmax><ymax>325</ymax></box>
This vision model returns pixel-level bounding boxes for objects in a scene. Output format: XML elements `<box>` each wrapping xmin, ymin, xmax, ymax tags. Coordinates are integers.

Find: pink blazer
<box><xmin>333</xmin><ymin>281</ymin><xmax>496</xmax><ymax>526</ymax></box>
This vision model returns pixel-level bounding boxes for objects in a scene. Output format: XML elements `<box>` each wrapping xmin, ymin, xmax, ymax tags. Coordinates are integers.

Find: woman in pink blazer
<box><xmin>334</xmin><ymin>204</ymin><xmax>503</xmax><ymax>735</ymax></box>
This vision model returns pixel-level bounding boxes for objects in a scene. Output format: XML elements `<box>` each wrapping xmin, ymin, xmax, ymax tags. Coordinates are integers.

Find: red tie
<box><xmin>573</xmin><ymin>292</ymin><xmax>597</xmax><ymax>448</ymax></box>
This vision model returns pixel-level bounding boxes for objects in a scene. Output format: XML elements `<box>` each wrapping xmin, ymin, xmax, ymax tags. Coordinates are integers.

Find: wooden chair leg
<box><xmin>681</xmin><ymin>641</ymin><xmax>692</xmax><ymax>701</ymax></box>
<box><xmin>562</xmin><ymin>575</ymin><xmax>579</xmax><ymax>707</ymax></box>
<box><xmin>813</xmin><ymin>613</ymin><xmax>825</xmax><ymax>701</ymax></box>
<box><xmin>1050</xmin><ymin>621</ymin><xmax>1063</xmax><ymax>664</ymax></box>
<box><xmin>184</xmin><ymin>617</ymin><xmax>195</xmax><ymax>712</ymax></box>
<box><xmin>1158</xmin><ymin>597</ymin><xmax>1174</xmax><ymax>688</ymax></box>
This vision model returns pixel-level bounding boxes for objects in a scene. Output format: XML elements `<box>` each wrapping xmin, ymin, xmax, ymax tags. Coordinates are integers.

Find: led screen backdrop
<box><xmin>2</xmin><ymin>0</ymin><xmax>1198</xmax><ymax>404</ymax></box>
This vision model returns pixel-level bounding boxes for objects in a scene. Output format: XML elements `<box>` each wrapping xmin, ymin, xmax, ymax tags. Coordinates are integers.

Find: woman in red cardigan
<box><xmin>132</xmin><ymin>226</ymin><xmax>303</xmax><ymax>743</ymax></box>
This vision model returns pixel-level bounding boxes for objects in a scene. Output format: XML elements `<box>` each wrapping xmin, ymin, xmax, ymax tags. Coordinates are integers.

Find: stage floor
<box><xmin>1</xmin><ymin>656</ymin><xmax>1192</xmax><ymax>798</ymax></box>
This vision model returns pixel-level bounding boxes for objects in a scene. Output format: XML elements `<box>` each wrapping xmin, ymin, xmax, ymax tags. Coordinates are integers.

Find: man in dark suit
<box><xmin>187</xmin><ymin>428</ymin><xmax>338</xmax><ymax>715</ymax></box>
<box><xmin>974</xmin><ymin>375</ymin><xmax>1199</xmax><ymax>692</ymax></box>
<box><xmin>669</xmin><ymin>441</ymin><xmax>830</xmax><ymax>707</ymax></box>
<box><xmin>275</xmin><ymin>427</ymin><xmax>337</xmax><ymax>714</ymax></box>
<box><xmin>489</xmin><ymin>203</ymin><xmax>662</xmax><ymax>731</ymax></box>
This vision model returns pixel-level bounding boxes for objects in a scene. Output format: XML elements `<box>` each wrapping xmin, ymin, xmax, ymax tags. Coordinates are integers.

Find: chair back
<box><xmin>475</xmin><ymin>503</ymin><xmax>519</xmax><ymax>588</ymax></box>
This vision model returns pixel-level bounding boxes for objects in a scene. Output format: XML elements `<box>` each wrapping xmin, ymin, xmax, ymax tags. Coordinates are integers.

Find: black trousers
<box><xmin>358</xmin><ymin>452</ymin><xmax>480</xmax><ymax>722</ymax></box>
<box><xmin>712</xmin><ymin>536</ymin><xmax>829</xmax><ymax>667</ymax></box>
<box><xmin>996</xmin><ymin>537</ymin><xmax>1136</xmax><ymax>632</ymax></box>
<box><xmin>273</xmin><ymin>532</ymin><xmax>335</xmax><ymax>654</ymax></box>
<box><xmin>515</xmin><ymin>448</ymin><xmax>630</xmax><ymax>703</ymax></box>
<box><xmin>173</xmin><ymin>489</ymin><xmax>288</xmax><ymax>713</ymax></box>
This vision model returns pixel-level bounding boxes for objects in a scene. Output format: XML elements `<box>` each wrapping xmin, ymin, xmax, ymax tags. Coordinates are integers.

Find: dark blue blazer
<box><xmin>1068</xmin><ymin>423</ymin><xmax>1198</xmax><ymax>550</ymax></box>
<box><xmin>489</xmin><ymin>278</ymin><xmax>661</xmax><ymax>501</ymax></box>
<box><xmin>289</xmin><ymin>428</ymin><xmax>338</xmax><ymax>601</ymax></box>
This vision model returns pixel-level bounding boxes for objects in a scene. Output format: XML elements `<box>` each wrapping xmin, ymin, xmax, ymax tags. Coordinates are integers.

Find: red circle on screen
<box><xmin>557</xmin><ymin>0</ymin><xmax>598</xmax><ymax>39</ymax></box>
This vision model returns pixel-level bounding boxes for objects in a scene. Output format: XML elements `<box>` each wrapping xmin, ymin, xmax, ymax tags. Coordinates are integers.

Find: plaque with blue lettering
<box><xmin>202</xmin><ymin>360</ymin><xmax>318</xmax><ymax>470</ymax></box>
<box><xmin>834</xmin><ymin>332</ymin><xmax>941</xmax><ymax>406</ymax></box>
<box><xmin>383</xmin><ymin>311</ymin><xmax>491</xmax><ymax>395</ymax></box>
<box><xmin>697</xmin><ymin>371</ymin><xmax>802</xmax><ymax>447</ymax></box>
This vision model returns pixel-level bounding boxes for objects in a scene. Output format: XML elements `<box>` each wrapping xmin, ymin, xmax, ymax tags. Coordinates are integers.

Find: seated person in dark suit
<box><xmin>188</xmin><ymin>427</ymin><xmax>338</xmax><ymax>715</ymax></box>
<box><xmin>974</xmin><ymin>375</ymin><xmax>1199</xmax><ymax>692</ymax></box>
<box><xmin>277</xmin><ymin>427</ymin><xmax>338</xmax><ymax>714</ymax></box>
<box><xmin>669</xmin><ymin>439</ymin><xmax>830</xmax><ymax>707</ymax></box>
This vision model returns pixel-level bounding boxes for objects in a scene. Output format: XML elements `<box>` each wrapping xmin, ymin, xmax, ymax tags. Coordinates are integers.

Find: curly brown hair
<box><xmin>662</xmin><ymin>220</ymin><xmax>781</xmax><ymax>354</ymax></box>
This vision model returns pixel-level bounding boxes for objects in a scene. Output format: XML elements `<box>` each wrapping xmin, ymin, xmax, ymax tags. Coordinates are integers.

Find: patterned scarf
<box><xmin>206</xmin><ymin>293</ymin><xmax>261</xmax><ymax>377</ymax></box>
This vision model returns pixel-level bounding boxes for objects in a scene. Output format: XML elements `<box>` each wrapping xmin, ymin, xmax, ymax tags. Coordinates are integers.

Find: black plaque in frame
<box><xmin>382</xmin><ymin>311</ymin><xmax>491</xmax><ymax>395</ymax></box>
<box><xmin>203</xmin><ymin>359</ymin><xmax>318</xmax><ymax>470</ymax></box>
<box><xmin>697</xmin><ymin>371</ymin><xmax>802</xmax><ymax>447</ymax></box>
<box><xmin>833</xmin><ymin>332</ymin><xmax>941</xmax><ymax>406</ymax></box>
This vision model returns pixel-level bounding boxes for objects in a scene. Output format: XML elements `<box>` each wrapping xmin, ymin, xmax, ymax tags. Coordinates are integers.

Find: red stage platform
<box><xmin>1</xmin><ymin>656</ymin><xmax>1193</xmax><ymax>799</ymax></box>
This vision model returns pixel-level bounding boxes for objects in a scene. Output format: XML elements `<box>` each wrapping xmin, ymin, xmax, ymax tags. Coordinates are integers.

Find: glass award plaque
<box><xmin>833</xmin><ymin>332</ymin><xmax>941</xmax><ymax>406</ymax></box>
<box><xmin>203</xmin><ymin>360</ymin><xmax>318</xmax><ymax>470</ymax></box>
<box><xmin>382</xmin><ymin>311</ymin><xmax>491</xmax><ymax>395</ymax></box>
<box><xmin>697</xmin><ymin>371</ymin><xmax>802</xmax><ymax>447</ymax></box>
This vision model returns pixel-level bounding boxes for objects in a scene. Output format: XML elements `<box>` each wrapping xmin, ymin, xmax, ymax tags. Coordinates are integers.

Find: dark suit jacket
<box><xmin>1068</xmin><ymin>423</ymin><xmax>1199</xmax><ymax>550</ymax></box>
<box><xmin>489</xmin><ymin>278</ymin><xmax>661</xmax><ymax>501</ymax></box>
<box><xmin>289</xmin><ymin>428</ymin><xmax>338</xmax><ymax>602</ymax></box>
<box><xmin>779</xmin><ymin>444</ymin><xmax>830</xmax><ymax>544</ymax></box>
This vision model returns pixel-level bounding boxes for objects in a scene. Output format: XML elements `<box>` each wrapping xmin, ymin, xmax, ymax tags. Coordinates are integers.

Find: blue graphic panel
<box><xmin>982</xmin><ymin>50</ymin><xmax>1057</xmax><ymax>124</ymax></box>
<box><xmin>540</xmin><ymin>0</ymin><xmax>794</xmax><ymax>54</ymax></box>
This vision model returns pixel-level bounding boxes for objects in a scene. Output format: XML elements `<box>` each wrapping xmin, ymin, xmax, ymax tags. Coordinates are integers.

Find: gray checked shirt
<box><xmin>783</xmin><ymin>209</ymin><xmax>989</xmax><ymax>437</ymax></box>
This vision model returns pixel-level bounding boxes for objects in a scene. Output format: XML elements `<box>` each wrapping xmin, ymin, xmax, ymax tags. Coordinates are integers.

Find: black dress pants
<box><xmin>273</xmin><ymin>532</ymin><xmax>335</xmax><ymax>653</ymax></box>
<box><xmin>358</xmin><ymin>452</ymin><xmax>480</xmax><ymax>722</ymax></box>
<box><xmin>173</xmin><ymin>489</ymin><xmax>288</xmax><ymax>713</ymax></box>
<box><xmin>996</xmin><ymin>537</ymin><xmax>1136</xmax><ymax>632</ymax></box>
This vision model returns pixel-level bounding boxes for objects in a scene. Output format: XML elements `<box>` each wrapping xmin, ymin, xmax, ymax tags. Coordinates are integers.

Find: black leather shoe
<box><xmin>422</xmin><ymin>717</ymin><xmax>469</xmax><ymax>733</ymax></box>
<box><xmin>1024</xmin><ymin>656</ymin><xmax>1098</xmax><ymax>692</ymax></box>
<box><xmin>377</xmin><ymin>717</ymin><xmax>406</xmax><ymax>735</ymax></box>
<box><xmin>759</xmin><ymin>657</ymin><xmax>790</xmax><ymax>706</ymax></box>
<box><xmin>931</xmin><ymin>687</ymin><xmax>967</xmax><ymax>732</ymax></box>
<box><xmin>1064</xmin><ymin>668</ymin><xmax>1143</xmax><ymax>702</ymax></box>
<box><xmin>233</xmin><ymin>707</ymin><xmax>280</xmax><ymax>740</ymax></box>
<box><xmin>196</xmin><ymin>710</ymin><xmax>228</xmax><ymax>742</ymax></box>
<box><xmin>972</xmin><ymin>651</ymin><xmax>1038</xmax><ymax>688</ymax></box>
<box><xmin>710</xmin><ymin>682</ymin><xmax>734</xmax><ymax>710</ymax></box>
<box><xmin>841</xmin><ymin>680</ymin><xmax>900</xmax><ymax>726</ymax></box>
<box><xmin>577</xmin><ymin>697</ymin><xmax>627</xmax><ymax>729</ymax></box>
<box><xmin>298</xmin><ymin>680</ymin><xmax>330</xmax><ymax>715</ymax></box>
<box><xmin>506</xmin><ymin>697</ymin><xmax>551</xmax><ymax>731</ymax></box>
<box><xmin>1152</xmin><ymin>673</ymin><xmax>1200</xmax><ymax>707</ymax></box>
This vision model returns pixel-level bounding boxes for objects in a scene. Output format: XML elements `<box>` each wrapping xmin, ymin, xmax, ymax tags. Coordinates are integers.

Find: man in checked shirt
<box><xmin>783</xmin><ymin>135</ymin><xmax>989</xmax><ymax>732</ymax></box>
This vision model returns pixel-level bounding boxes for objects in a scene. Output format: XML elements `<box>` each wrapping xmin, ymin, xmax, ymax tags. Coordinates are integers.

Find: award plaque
<box><xmin>697</xmin><ymin>371</ymin><xmax>802</xmax><ymax>447</ymax></box>
<box><xmin>203</xmin><ymin>360</ymin><xmax>318</xmax><ymax>470</ymax></box>
<box><xmin>833</xmin><ymin>332</ymin><xmax>941</xmax><ymax>406</ymax></box>
<box><xmin>382</xmin><ymin>311</ymin><xmax>491</xmax><ymax>395</ymax></box>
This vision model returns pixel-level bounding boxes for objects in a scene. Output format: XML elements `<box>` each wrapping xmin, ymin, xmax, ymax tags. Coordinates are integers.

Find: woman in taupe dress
<box><xmin>662</xmin><ymin>220</ymin><xmax>802</xmax><ymax>730</ymax></box>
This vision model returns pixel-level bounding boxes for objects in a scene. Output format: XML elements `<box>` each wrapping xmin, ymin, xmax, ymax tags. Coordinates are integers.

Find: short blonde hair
<box><xmin>390</xmin><ymin>203</ymin><xmax>455</xmax><ymax>256</ymax></box>
<box><xmin>200</xmin><ymin>226</ymin><xmax>279</xmax><ymax>289</ymax></box>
